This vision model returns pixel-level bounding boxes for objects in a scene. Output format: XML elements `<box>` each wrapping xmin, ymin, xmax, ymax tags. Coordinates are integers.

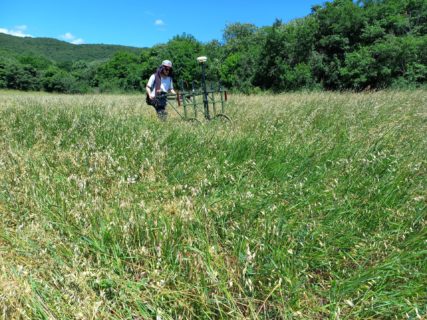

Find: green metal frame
<box><xmin>166</xmin><ymin>80</ymin><xmax>230</xmax><ymax>123</ymax></box>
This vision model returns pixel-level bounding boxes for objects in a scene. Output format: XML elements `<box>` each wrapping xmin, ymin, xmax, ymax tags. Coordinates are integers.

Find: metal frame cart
<box><xmin>166</xmin><ymin>56</ymin><xmax>231</xmax><ymax>123</ymax></box>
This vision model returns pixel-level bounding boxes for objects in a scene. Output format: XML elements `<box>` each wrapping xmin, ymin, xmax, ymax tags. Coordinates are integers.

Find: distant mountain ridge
<box><xmin>0</xmin><ymin>33</ymin><xmax>144</xmax><ymax>63</ymax></box>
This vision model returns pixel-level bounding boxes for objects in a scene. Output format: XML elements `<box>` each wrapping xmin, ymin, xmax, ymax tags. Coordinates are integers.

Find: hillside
<box><xmin>0</xmin><ymin>32</ymin><xmax>144</xmax><ymax>63</ymax></box>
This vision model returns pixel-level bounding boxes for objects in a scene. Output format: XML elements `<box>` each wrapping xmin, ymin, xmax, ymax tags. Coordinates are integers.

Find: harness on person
<box><xmin>146</xmin><ymin>78</ymin><xmax>167</xmax><ymax>108</ymax></box>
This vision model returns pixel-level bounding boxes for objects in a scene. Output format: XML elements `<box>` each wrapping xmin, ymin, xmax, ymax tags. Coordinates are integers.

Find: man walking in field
<box><xmin>146</xmin><ymin>60</ymin><xmax>176</xmax><ymax>120</ymax></box>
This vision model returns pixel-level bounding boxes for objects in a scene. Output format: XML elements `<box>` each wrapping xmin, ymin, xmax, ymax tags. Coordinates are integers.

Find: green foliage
<box><xmin>285</xmin><ymin>63</ymin><xmax>316</xmax><ymax>90</ymax></box>
<box><xmin>340</xmin><ymin>46</ymin><xmax>378</xmax><ymax>89</ymax></box>
<box><xmin>0</xmin><ymin>32</ymin><xmax>142</xmax><ymax>63</ymax></box>
<box><xmin>96</xmin><ymin>51</ymin><xmax>143</xmax><ymax>92</ymax></box>
<box><xmin>203</xmin><ymin>40</ymin><xmax>223</xmax><ymax>81</ymax></box>
<box><xmin>70</xmin><ymin>60</ymin><xmax>97</xmax><ymax>91</ymax></box>
<box><xmin>17</xmin><ymin>54</ymin><xmax>53</xmax><ymax>70</ymax></box>
<box><xmin>0</xmin><ymin>56</ymin><xmax>41</xmax><ymax>90</ymax></box>
<box><xmin>406</xmin><ymin>62</ymin><xmax>427</xmax><ymax>83</ymax></box>
<box><xmin>316</xmin><ymin>0</ymin><xmax>365</xmax><ymax>50</ymax></box>
<box><xmin>0</xmin><ymin>57</ymin><xmax>12</xmax><ymax>88</ymax></box>
<box><xmin>221</xmin><ymin>23</ymin><xmax>264</xmax><ymax>92</ymax></box>
<box><xmin>360</xmin><ymin>23</ymin><xmax>386</xmax><ymax>44</ymax></box>
<box><xmin>158</xmin><ymin>34</ymin><xmax>204</xmax><ymax>88</ymax></box>
<box><xmin>41</xmin><ymin>66</ymin><xmax>79</xmax><ymax>93</ymax></box>
<box><xmin>254</xmin><ymin>17</ymin><xmax>319</xmax><ymax>91</ymax></box>
<box><xmin>1</xmin><ymin>0</ymin><xmax>426</xmax><ymax>93</ymax></box>
<box><xmin>253</xmin><ymin>21</ymin><xmax>287</xmax><ymax>91</ymax></box>
<box><xmin>139</xmin><ymin>49</ymin><xmax>161</xmax><ymax>87</ymax></box>
<box><xmin>219</xmin><ymin>53</ymin><xmax>241</xmax><ymax>89</ymax></box>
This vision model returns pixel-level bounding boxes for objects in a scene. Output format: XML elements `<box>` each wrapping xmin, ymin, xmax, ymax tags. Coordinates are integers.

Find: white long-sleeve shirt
<box><xmin>146</xmin><ymin>74</ymin><xmax>174</xmax><ymax>97</ymax></box>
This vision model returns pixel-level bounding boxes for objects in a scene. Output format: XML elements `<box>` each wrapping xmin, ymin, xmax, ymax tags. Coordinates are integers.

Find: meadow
<box><xmin>0</xmin><ymin>90</ymin><xmax>426</xmax><ymax>319</ymax></box>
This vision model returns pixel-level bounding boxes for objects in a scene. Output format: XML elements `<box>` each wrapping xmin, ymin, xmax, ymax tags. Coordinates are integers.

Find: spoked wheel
<box><xmin>186</xmin><ymin>117</ymin><xmax>202</xmax><ymax>125</ymax></box>
<box><xmin>213</xmin><ymin>113</ymin><xmax>232</xmax><ymax>123</ymax></box>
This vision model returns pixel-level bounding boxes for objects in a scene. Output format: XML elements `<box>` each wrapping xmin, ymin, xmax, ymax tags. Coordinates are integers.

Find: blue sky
<box><xmin>1</xmin><ymin>0</ymin><xmax>323</xmax><ymax>48</ymax></box>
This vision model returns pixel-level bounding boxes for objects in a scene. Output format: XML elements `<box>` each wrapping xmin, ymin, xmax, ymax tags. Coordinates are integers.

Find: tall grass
<box><xmin>0</xmin><ymin>90</ymin><xmax>426</xmax><ymax>319</ymax></box>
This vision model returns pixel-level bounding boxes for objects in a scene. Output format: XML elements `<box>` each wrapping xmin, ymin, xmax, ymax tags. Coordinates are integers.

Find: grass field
<box><xmin>0</xmin><ymin>90</ymin><xmax>426</xmax><ymax>319</ymax></box>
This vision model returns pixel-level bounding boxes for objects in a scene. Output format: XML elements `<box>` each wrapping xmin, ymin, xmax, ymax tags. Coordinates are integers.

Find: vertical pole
<box><xmin>192</xmin><ymin>81</ymin><xmax>197</xmax><ymax>119</ymax></box>
<box><xmin>201</xmin><ymin>62</ymin><xmax>210</xmax><ymax>120</ymax></box>
<box><xmin>211</xmin><ymin>81</ymin><xmax>216</xmax><ymax>116</ymax></box>
<box><xmin>219</xmin><ymin>82</ymin><xmax>225</xmax><ymax>114</ymax></box>
<box><xmin>180</xmin><ymin>80</ymin><xmax>187</xmax><ymax>119</ymax></box>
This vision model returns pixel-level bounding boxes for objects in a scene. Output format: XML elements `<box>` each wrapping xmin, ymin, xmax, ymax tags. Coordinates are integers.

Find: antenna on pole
<box><xmin>197</xmin><ymin>56</ymin><xmax>210</xmax><ymax>120</ymax></box>
<box><xmin>169</xmin><ymin>55</ymin><xmax>230</xmax><ymax>123</ymax></box>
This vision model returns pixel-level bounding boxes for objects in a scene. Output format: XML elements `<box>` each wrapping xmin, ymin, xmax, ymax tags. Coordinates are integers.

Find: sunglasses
<box><xmin>163</xmin><ymin>67</ymin><xmax>171</xmax><ymax>71</ymax></box>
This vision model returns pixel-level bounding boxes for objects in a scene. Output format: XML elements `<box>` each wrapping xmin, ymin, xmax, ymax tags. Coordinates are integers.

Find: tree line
<box><xmin>1</xmin><ymin>0</ymin><xmax>426</xmax><ymax>94</ymax></box>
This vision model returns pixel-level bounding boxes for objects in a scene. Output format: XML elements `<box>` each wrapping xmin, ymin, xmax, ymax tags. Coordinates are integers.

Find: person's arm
<box><xmin>146</xmin><ymin>86</ymin><xmax>152</xmax><ymax>98</ymax></box>
<box><xmin>168</xmin><ymin>79</ymin><xmax>176</xmax><ymax>95</ymax></box>
<box><xmin>146</xmin><ymin>75</ymin><xmax>155</xmax><ymax>99</ymax></box>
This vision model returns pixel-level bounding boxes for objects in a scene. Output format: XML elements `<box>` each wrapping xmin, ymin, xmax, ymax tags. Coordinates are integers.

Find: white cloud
<box><xmin>71</xmin><ymin>38</ymin><xmax>85</xmax><ymax>45</ymax></box>
<box><xmin>62</xmin><ymin>32</ymin><xmax>75</xmax><ymax>40</ymax></box>
<box><xmin>0</xmin><ymin>26</ymin><xmax>85</xmax><ymax>44</ymax></box>
<box><xmin>60</xmin><ymin>32</ymin><xmax>85</xmax><ymax>44</ymax></box>
<box><xmin>154</xmin><ymin>19</ymin><xmax>165</xmax><ymax>26</ymax></box>
<box><xmin>0</xmin><ymin>25</ymin><xmax>32</xmax><ymax>37</ymax></box>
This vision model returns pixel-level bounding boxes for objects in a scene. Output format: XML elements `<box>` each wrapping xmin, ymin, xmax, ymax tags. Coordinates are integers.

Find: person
<box><xmin>146</xmin><ymin>60</ymin><xmax>176</xmax><ymax>120</ymax></box>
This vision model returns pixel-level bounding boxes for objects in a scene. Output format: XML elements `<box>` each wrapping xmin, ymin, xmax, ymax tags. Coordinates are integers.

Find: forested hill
<box><xmin>1</xmin><ymin>0</ymin><xmax>426</xmax><ymax>93</ymax></box>
<box><xmin>0</xmin><ymin>32</ymin><xmax>143</xmax><ymax>63</ymax></box>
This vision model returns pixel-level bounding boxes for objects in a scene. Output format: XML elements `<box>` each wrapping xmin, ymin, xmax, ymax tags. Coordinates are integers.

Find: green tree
<box><xmin>42</xmin><ymin>66</ymin><xmax>79</xmax><ymax>93</ymax></box>
<box><xmin>96</xmin><ymin>51</ymin><xmax>142</xmax><ymax>91</ymax></box>
<box><xmin>0</xmin><ymin>58</ymin><xmax>41</xmax><ymax>91</ymax></box>
<box><xmin>221</xmin><ymin>23</ymin><xmax>263</xmax><ymax>92</ymax></box>
<box><xmin>313</xmin><ymin>0</ymin><xmax>366</xmax><ymax>89</ymax></box>
<box><xmin>219</xmin><ymin>53</ymin><xmax>241</xmax><ymax>89</ymax></box>
<box><xmin>2</xmin><ymin>0</ymin><xmax>427</xmax><ymax>93</ymax></box>
<box><xmin>204</xmin><ymin>40</ymin><xmax>224</xmax><ymax>82</ymax></box>
<box><xmin>155</xmin><ymin>34</ymin><xmax>204</xmax><ymax>89</ymax></box>
<box><xmin>18</xmin><ymin>54</ymin><xmax>53</xmax><ymax>70</ymax></box>
<box><xmin>340</xmin><ymin>46</ymin><xmax>380</xmax><ymax>89</ymax></box>
<box><xmin>139</xmin><ymin>48</ymin><xmax>161</xmax><ymax>88</ymax></box>
<box><xmin>0</xmin><ymin>57</ymin><xmax>11</xmax><ymax>88</ymax></box>
<box><xmin>253</xmin><ymin>20</ymin><xmax>288</xmax><ymax>91</ymax></box>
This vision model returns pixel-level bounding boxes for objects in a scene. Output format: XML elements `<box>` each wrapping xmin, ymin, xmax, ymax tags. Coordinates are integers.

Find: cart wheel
<box><xmin>186</xmin><ymin>117</ymin><xmax>202</xmax><ymax>125</ymax></box>
<box><xmin>213</xmin><ymin>114</ymin><xmax>232</xmax><ymax>123</ymax></box>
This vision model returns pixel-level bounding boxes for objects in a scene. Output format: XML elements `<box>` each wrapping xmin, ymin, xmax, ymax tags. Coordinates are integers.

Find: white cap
<box><xmin>197</xmin><ymin>56</ymin><xmax>207</xmax><ymax>63</ymax></box>
<box><xmin>162</xmin><ymin>60</ymin><xmax>172</xmax><ymax>68</ymax></box>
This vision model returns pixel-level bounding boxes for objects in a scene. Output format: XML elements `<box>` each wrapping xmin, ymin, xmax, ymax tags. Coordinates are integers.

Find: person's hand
<box><xmin>150</xmin><ymin>93</ymin><xmax>155</xmax><ymax>99</ymax></box>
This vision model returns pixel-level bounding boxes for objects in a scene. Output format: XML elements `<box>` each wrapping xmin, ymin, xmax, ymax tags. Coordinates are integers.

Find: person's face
<box><xmin>163</xmin><ymin>66</ymin><xmax>171</xmax><ymax>75</ymax></box>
